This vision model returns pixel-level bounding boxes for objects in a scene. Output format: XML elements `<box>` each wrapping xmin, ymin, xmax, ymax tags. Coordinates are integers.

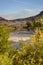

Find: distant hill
<box><xmin>0</xmin><ymin>17</ymin><xmax>7</xmax><ymax>21</ymax></box>
<box><xmin>9</xmin><ymin>11</ymin><xmax>43</xmax><ymax>21</ymax></box>
<box><xmin>0</xmin><ymin>11</ymin><xmax>43</xmax><ymax>26</ymax></box>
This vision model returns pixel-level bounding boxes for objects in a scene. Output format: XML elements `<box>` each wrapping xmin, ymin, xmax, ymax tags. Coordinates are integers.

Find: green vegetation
<box><xmin>0</xmin><ymin>25</ymin><xmax>43</xmax><ymax>65</ymax></box>
<box><xmin>0</xmin><ymin>17</ymin><xmax>43</xmax><ymax>65</ymax></box>
<box><xmin>12</xmin><ymin>28</ymin><xmax>43</xmax><ymax>65</ymax></box>
<box><xmin>0</xmin><ymin>25</ymin><xmax>10</xmax><ymax>53</ymax></box>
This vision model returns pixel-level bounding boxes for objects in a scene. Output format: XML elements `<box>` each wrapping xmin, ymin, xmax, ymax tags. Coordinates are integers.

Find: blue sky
<box><xmin>0</xmin><ymin>0</ymin><xmax>43</xmax><ymax>14</ymax></box>
<box><xmin>0</xmin><ymin>0</ymin><xmax>43</xmax><ymax>19</ymax></box>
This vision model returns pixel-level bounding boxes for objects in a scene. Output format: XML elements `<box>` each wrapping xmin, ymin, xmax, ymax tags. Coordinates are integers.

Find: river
<box><xmin>9</xmin><ymin>31</ymin><xmax>34</xmax><ymax>49</ymax></box>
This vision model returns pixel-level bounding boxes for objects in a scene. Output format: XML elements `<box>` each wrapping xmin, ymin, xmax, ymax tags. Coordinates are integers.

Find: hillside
<box><xmin>0</xmin><ymin>11</ymin><xmax>43</xmax><ymax>31</ymax></box>
<box><xmin>0</xmin><ymin>11</ymin><xmax>43</xmax><ymax>23</ymax></box>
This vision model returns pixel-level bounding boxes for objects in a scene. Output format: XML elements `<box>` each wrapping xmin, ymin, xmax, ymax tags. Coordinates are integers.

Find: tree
<box><xmin>26</xmin><ymin>22</ymin><xmax>33</xmax><ymax>30</ymax></box>
<box><xmin>33</xmin><ymin>18</ymin><xmax>42</xmax><ymax>27</ymax></box>
<box><xmin>0</xmin><ymin>24</ymin><xmax>10</xmax><ymax>53</ymax></box>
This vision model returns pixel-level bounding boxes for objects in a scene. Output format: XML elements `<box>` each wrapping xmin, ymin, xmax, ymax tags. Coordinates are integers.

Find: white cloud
<box><xmin>24</xmin><ymin>9</ymin><xmax>33</xmax><ymax>12</ymax></box>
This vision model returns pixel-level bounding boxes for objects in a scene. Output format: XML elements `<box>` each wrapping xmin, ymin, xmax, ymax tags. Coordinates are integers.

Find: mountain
<box><xmin>38</xmin><ymin>11</ymin><xmax>43</xmax><ymax>16</ymax></box>
<box><xmin>9</xmin><ymin>11</ymin><xmax>43</xmax><ymax>22</ymax></box>
<box><xmin>0</xmin><ymin>11</ymin><xmax>43</xmax><ymax>25</ymax></box>
<box><xmin>0</xmin><ymin>17</ymin><xmax>7</xmax><ymax>21</ymax></box>
<box><xmin>1</xmin><ymin>10</ymin><xmax>40</xmax><ymax>20</ymax></box>
<box><xmin>34</xmin><ymin>11</ymin><xmax>43</xmax><ymax>17</ymax></box>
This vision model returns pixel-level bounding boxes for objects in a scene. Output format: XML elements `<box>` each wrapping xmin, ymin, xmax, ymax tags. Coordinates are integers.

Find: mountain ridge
<box><xmin>0</xmin><ymin>11</ymin><xmax>43</xmax><ymax>23</ymax></box>
<box><xmin>0</xmin><ymin>11</ymin><xmax>43</xmax><ymax>31</ymax></box>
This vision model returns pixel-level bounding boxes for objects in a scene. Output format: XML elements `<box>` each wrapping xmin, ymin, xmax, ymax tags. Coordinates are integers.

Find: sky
<box><xmin>0</xmin><ymin>0</ymin><xmax>43</xmax><ymax>19</ymax></box>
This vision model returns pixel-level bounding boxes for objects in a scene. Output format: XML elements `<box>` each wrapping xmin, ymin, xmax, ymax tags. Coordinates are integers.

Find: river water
<box><xmin>10</xmin><ymin>31</ymin><xmax>34</xmax><ymax>36</ymax></box>
<box><xmin>9</xmin><ymin>31</ymin><xmax>34</xmax><ymax>49</ymax></box>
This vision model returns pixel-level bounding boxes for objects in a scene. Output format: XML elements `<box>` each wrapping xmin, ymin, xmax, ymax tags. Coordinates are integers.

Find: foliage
<box><xmin>0</xmin><ymin>25</ymin><xmax>10</xmax><ymax>53</ymax></box>
<box><xmin>12</xmin><ymin>28</ymin><xmax>43</xmax><ymax>65</ymax></box>
<box><xmin>33</xmin><ymin>21</ymin><xmax>42</xmax><ymax>27</ymax></box>
<box><xmin>0</xmin><ymin>53</ymin><xmax>12</xmax><ymax>65</ymax></box>
<box><xmin>0</xmin><ymin>25</ymin><xmax>43</xmax><ymax>65</ymax></box>
<box><xmin>26</xmin><ymin>22</ymin><xmax>33</xmax><ymax>30</ymax></box>
<box><xmin>12</xmin><ymin>42</ymin><xmax>43</xmax><ymax>65</ymax></box>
